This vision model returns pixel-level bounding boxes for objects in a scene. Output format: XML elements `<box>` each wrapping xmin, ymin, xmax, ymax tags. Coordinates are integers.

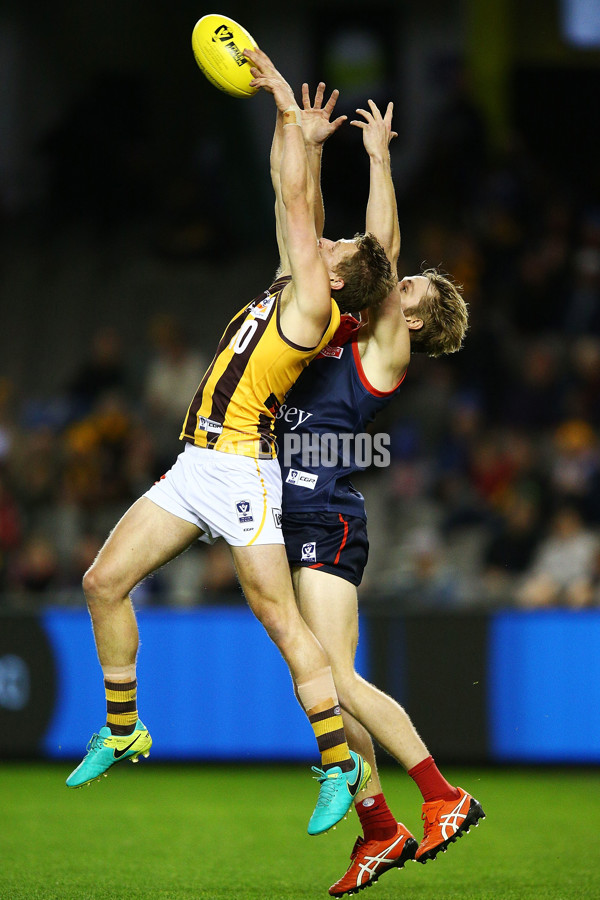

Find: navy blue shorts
<box><xmin>282</xmin><ymin>511</ymin><xmax>369</xmax><ymax>586</ymax></box>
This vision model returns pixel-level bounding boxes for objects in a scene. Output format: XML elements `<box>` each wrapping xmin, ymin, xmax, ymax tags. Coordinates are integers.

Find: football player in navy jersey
<box><xmin>263</xmin><ymin>58</ymin><xmax>483</xmax><ymax>897</ymax></box>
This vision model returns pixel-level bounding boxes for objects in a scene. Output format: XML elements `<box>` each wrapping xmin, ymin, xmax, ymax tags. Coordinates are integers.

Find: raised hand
<box><xmin>244</xmin><ymin>47</ymin><xmax>296</xmax><ymax>111</ymax></box>
<box><xmin>350</xmin><ymin>100</ymin><xmax>397</xmax><ymax>158</ymax></box>
<box><xmin>300</xmin><ymin>82</ymin><xmax>347</xmax><ymax>146</ymax></box>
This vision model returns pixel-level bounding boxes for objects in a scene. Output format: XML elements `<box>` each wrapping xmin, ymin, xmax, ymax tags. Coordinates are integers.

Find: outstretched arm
<box><xmin>351</xmin><ymin>99</ymin><xmax>400</xmax><ymax>268</ymax></box>
<box><xmin>352</xmin><ymin>101</ymin><xmax>409</xmax><ymax>389</ymax></box>
<box><xmin>268</xmin><ymin>80</ymin><xmax>295</xmax><ymax>275</ymax></box>
<box><xmin>270</xmin><ymin>81</ymin><xmax>346</xmax><ymax>274</ymax></box>
<box><xmin>300</xmin><ymin>82</ymin><xmax>347</xmax><ymax>241</ymax></box>
<box><xmin>246</xmin><ymin>48</ymin><xmax>332</xmax><ymax>346</ymax></box>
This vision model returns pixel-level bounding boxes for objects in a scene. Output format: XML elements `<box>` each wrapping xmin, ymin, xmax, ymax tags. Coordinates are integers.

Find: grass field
<box><xmin>0</xmin><ymin>762</ymin><xmax>598</xmax><ymax>899</ymax></box>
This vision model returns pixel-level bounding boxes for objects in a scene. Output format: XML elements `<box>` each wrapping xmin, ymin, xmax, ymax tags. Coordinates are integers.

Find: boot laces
<box><xmin>311</xmin><ymin>766</ymin><xmax>341</xmax><ymax>808</ymax></box>
<box><xmin>86</xmin><ymin>733</ymin><xmax>106</xmax><ymax>753</ymax></box>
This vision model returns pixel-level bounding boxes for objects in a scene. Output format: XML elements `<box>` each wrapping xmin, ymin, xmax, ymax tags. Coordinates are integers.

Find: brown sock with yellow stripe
<box><xmin>307</xmin><ymin>698</ymin><xmax>354</xmax><ymax>773</ymax></box>
<box><xmin>296</xmin><ymin>666</ymin><xmax>353</xmax><ymax>772</ymax></box>
<box><xmin>104</xmin><ymin>679</ymin><xmax>138</xmax><ymax>736</ymax></box>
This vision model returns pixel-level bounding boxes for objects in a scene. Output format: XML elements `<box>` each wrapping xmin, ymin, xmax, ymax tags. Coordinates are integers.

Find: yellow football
<box><xmin>191</xmin><ymin>14</ymin><xmax>258</xmax><ymax>99</ymax></box>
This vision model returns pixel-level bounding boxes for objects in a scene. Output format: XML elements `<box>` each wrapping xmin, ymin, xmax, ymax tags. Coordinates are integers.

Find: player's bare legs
<box><xmin>232</xmin><ymin>543</ymin><xmax>333</xmax><ymax>682</ymax></box>
<box><xmin>340</xmin><ymin>709</ymin><xmax>381</xmax><ymax>799</ymax></box>
<box><xmin>66</xmin><ymin>498</ymin><xmax>202</xmax><ymax>788</ymax></box>
<box><xmin>83</xmin><ymin>497</ymin><xmax>202</xmax><ymax>667</ymax></box>
<box><xmin>293</xmin><ymin>566</ymin><xmax>484</xmax><ymax>883</ymax></box>
<box><xmin>292</xmin><ymin>567</ymin><xmax>428</xmax><ymax>766</ymax></box>
<box><xmin>232</xmin><ymin>543</ymin><xmax>371</xmax><ymax>834</ymax></box>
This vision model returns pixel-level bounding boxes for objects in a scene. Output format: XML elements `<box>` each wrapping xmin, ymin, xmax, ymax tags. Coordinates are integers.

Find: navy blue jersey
<box><xmin>275</xmin><ymin>330</ymin><xmax>405</xmax><ymax>520</ymax></box>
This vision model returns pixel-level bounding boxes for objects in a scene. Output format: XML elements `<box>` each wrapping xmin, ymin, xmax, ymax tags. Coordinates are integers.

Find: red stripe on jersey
<box><xmin>351</xmin><ymin>339</ymin><xmax>406</xmax><ymax>397</ymax></box>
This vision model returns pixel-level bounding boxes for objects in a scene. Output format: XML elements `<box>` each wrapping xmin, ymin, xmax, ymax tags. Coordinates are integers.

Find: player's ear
<box><xmin>330</xmin><ymin>276</ymin><xmax>345</xmax><ymax>291</ymax></box>
<box><xmin>404</xmin><ymin>314</ymin><xmax>423</xmax><ymax>332</ymax></box>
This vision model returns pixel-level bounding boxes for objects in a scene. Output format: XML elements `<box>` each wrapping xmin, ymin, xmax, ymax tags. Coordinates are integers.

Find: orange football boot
<box><xmin>329</xmin><ymin>822</ymin><xmax>418</xmax><ymax>897</ymax></box>
<box><xmin>415</xmin><ymin>787</ymin><xmax>485</xmax><ymax>863</ymax></box>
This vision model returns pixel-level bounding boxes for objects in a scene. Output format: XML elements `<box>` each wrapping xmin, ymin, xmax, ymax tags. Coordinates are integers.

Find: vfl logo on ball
<box><xmin>235</xmin><ymin>500</ymin><xmax>253</xmax><ymax>523</ymax></box>
<box><xmin>212</xmin><ymin>25</ymin><xmax>234</xmax><ymax>42</ymax></box>
<box><xmin>212</xmin><ymin>24</ymin><xmax>247</xmax><ymax>66</ymax></box>
<box><xmin>301</xmin><ymin>542</ymin><xmax>317</xmax><ymax>562</ymax></box>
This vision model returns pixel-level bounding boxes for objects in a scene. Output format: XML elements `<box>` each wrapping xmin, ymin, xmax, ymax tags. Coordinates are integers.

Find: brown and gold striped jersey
<box><xmin>180</xmin><ymin>275</ymin><xmax>341</xmax><ymax>458</ymax></box>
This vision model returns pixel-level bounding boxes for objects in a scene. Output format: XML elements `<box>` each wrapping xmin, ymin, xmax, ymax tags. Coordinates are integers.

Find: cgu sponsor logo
<box><xmin>197</xmin><ymin>415</ymin><xmax>223</xmax><ymax>433</ymax></box>
<box><xmin>285</xmin><ymin>468</ymin><xmax>318</xmax><ymax>490</ymax></box>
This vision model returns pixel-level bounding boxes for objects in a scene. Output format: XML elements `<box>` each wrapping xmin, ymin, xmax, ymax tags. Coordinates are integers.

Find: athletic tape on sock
<box><xmin>296</xmin><ymin>666</ymin><xmax>339</xmax><ymax>713</ymax></box>
<box><xmin>101</xmin><ymin>663</ymin><xmax>137</xmax><ymax>682</ymax></box>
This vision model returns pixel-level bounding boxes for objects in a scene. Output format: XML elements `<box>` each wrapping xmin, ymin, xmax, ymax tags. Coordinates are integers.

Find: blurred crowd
<box><xmin>1</xmin><ymin>65</ymin><xmax>600</xmax><ymax>613</ymax></box>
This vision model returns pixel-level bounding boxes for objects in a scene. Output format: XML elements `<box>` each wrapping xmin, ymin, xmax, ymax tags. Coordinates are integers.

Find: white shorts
<box><xmin>144</xmin><ymin>443</ymin><xmax>284</xmax><ymax>547</ymax></box>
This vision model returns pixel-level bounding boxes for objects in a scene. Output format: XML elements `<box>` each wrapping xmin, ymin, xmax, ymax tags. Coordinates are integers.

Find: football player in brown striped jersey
<box><xmin>67</xmin><ymin>45</ymin><xmax>398</xmax><ymax>838</ymax></box>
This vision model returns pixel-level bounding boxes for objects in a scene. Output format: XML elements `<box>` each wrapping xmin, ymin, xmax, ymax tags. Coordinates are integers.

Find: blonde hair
<box><xmin>405</xmin><ymin>268</ymin><xmax>468</xmax><ymax>357</ymax></box>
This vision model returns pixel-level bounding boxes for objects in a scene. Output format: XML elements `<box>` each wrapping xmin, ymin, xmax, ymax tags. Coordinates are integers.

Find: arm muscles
<box><xmin>270</xmin><ymin>111</ymin><xmax>290</xmax><ymax>273</ymax></box>
<box><xmin>279</xmin><ymin>120</ymin><xmax>332</xmax><ymax>344</ymax></box>
<box><xmin>360</xmin><ymin>286</ymin><xmax>411</xmax><ymax>391</ymax></box>
<box><xmin>365</xmin><ymin>154</ymin><xmax>400</xmax><ymax>267</ymax></box>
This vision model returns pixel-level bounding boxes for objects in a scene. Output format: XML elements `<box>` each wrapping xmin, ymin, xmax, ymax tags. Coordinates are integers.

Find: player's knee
<box><xmin>82</xmin><ymin>562</ymin><xmax>119</xmax><ymax>606</ymax></box>
<box><xmin>82</xmin><ymin>564</ymin><xmax>103</xmax><ymax>603</ymax></box>
<box><xmin>255</xmin><ymin>602</ymin><xmax>288</xmax><ymax>644</ymax></box>
<box><xmin>331</xmin><ymin>668</ymin><xmax>359</xmax><ymax>711</ymax></box>
<box><xmin>249</xmin><ymin>593</ymin><xmax>294</xmax><ymax>647</ymax></box>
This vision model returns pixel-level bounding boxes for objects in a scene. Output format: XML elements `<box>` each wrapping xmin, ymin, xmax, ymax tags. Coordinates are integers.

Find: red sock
<box><xmin>356</xmin><ymin>793</ymin><xmax>397</xmax><ymax>841</ymax></box>
<box><xmin>408</xmin><ymin>756</ymin><xmax>460</xmax><ymax>803</ymax></box>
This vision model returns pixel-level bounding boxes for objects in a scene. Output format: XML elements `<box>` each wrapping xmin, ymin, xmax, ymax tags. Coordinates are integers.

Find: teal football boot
<box><xmin>66</xmin><ymin>719</ymin><xmax>152</xmax><ymax>788</ymax></box>
<box><xmin>308</xmin><ymin>750</ymin><xmax>371</xmax><ymax>835</ymax></box>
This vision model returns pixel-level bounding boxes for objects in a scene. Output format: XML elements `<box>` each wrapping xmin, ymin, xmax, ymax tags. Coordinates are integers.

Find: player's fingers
<box><xmin>246</xmin><ymin>47</ymin><xmax>278</xmax><ymax>77</ymax></box>
<box><xmin>330</xmin><ymin>114</ymin><xmax>347</xmax><ymax>131</ymax></box>
<box><xmin>367</xmin><ymin>98</ymin><xmax>383</xmax><ymax>119</ymax></box>
<box><xmin>301</xmin><ymin>82</ymin><xmax>311</xmax><ymax>109</ymax></box>
<box><xmin>244</xmin><ymin>50</ymin><xmax>272</xmax><ymax>76</ymax></box>
<box><xmin>390</xmin><ymin>130</ymin><xmax>398</xmax><ymax>140</ymax></box>
<box><xmin>349</xmin><ymin>119</ymin><xmax>366</xmax><ymax>129</ymax></box>
<box><xmin>314</xmin><ymin>81</ymin><xmax>326</xmax><ymax>109</ymax></box>
<box><xmin>248</xmin><ymin>46</ymin><xmax>268</xmax><ymax>63</ymax></box>
<box><xmin>383</xmin><ymin>101</ymin><xmax>394</xmax><ymax>125</ymax></box>
<box><xmin>323</xmin><ymin>88</ymin><xmax>340</xmax><ymax>115</ymax></box>
<box><xmin>354</xmin><ymin>108</ymin><xmax>372</xmax><ymax>123</ymax></box>
<box><xmin>243</xmin><ymin>47</ymin><xmax>262</xmax><ymax>64</ymax></box>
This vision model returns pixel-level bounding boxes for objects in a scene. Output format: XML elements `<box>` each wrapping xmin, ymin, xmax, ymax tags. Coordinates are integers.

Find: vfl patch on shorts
<box><xmin>144</xmin><ymin>444</ymin><xmax>284</xmax><ymax>547</ymax></box>
<box><xmin>235</xmin><ymin>500</ymin><xmax>253</xmax><ymax>523</ymax></box>
<box><xmin>301</xmin><ymin>541</ymin><xmax>317</xmax><ymax>562</ymax></box>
